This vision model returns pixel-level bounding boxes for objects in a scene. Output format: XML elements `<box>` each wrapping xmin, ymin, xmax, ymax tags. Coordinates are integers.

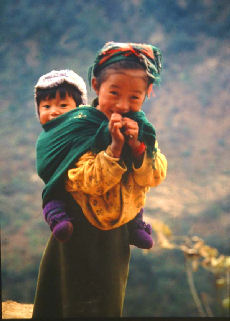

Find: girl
<box><xmin>35</xmin><ymin>70</ymin><xmax>153</xmax><ymax>248</ymax></box>
<box><xmin>33</xmin><ymin>42</ymin><xmax>167</xmax><ymax>318</ymax></box>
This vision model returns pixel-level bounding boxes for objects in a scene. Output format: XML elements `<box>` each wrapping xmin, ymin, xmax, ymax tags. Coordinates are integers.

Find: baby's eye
<box><xmin>60</xmin><ymin>104</ymin><xmax>67</xmax><ymax>108</ymax></box>
<box><xmin>43</xmin><ymin>104</ymin><xmax>50</xmax><ymax>109</ymax></box>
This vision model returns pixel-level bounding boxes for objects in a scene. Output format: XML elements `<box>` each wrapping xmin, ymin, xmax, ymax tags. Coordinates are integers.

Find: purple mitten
<box><xmin>128</xmin><ymin>208</ymin><xmax>154</xmax><ymax>249</ymax></box>
<box><xmin>43</xmin><ymin>200</ymin><xmax>73</xmax><ymax>242</ymax></box>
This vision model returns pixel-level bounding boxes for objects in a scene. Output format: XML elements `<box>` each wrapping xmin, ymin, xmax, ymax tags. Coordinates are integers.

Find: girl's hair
<box><xmin>36</xmin><ymin>82</ymin><xmax>83</xmax><ymax>110</ymax></box>
<box><xmin>94</xmin><ymin>60</ymin><xmax>150</xmax><ymax>90</ymax></box>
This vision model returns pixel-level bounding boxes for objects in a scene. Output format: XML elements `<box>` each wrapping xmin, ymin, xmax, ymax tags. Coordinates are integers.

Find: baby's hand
<box><xmin>109</xmin><ymin>113</ymin><xmax>125</xmax><ymax>158</ymax></box>
<box><xmin>122</xmin><ymin>117</ymin><xmax>140</xmax><ymax>150</ymax></box>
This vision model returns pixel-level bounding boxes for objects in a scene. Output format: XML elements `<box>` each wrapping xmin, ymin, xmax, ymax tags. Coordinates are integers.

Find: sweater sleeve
<box><xmin>132</xmin><ymin>141</ymin><xmax>167</xmax><ymax>187</ymax></box>
<box><xmin>66</xmin><ymin>147</ymin><xmax>127</xmax><ymax>196</ymax></box>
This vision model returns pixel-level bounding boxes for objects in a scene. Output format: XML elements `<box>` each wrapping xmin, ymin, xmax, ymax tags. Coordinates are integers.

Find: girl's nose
<box><xmin>115</xmin><ymin>100</ymin><xmax>129</xmax><ymax>114</ymax></box>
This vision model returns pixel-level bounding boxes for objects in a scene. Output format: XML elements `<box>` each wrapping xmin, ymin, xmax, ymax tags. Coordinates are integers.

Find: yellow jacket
<box><xmin>65</xmin><ymin>142</ymin><xmax>167</xmax><ymax>230</ymax></box>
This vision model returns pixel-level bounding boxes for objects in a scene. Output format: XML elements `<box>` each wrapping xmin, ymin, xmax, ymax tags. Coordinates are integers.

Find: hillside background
<box><xmin>1</xmin><ymin>0</ymin><xmax>230</xmax><ymax>317</ymax></box>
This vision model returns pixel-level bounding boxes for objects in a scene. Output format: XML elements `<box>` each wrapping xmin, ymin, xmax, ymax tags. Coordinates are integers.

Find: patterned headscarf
<box><xmin>88</xmin><ymin>41</ymin><xmax>162</xmax><ymax>94</ymax></box>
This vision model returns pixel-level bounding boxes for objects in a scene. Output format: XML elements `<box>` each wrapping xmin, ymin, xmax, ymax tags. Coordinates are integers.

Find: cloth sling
<box><xmin>36</xmin><ymin>106</ymin><xmax>156</xmax><ymax>204</ymax></box>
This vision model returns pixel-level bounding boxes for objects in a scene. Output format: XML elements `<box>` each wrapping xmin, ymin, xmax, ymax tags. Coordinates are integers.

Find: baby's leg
<box><xmin>43</xmin><ymin>200</ymin><xmax>73</xmax><ymax>242</ymax></box>
<box><xmin>128</xmin><ymin>208</ymin><xmax>154</xmax><ymax>249</ymax></box>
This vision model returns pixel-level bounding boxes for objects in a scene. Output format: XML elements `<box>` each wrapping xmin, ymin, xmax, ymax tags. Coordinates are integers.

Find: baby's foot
<box><xmin>53</xmin><ymin>220</ymin><xmax>73</xmax><ymax>242</ymax></box>
<box><xmin>128</xmin><ymin>208</ymin><xmax>154</xmax><ymax>249</ymax></box>
<box><xmin>129</xmin><ymin>222</ymin><xmax>154</xmax><ymax>249</ymax></box>
<box><xmin>43</xmin><ymin>200</ymin><xmax>73</xmax><ymax>242</ymax></box>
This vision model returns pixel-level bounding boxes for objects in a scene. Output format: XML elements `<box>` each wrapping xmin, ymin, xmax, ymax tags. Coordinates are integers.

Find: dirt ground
<box><xmin>2</xmin><ymin>301</ymin><xmax>33</xmax><ymax>319</ymax></box>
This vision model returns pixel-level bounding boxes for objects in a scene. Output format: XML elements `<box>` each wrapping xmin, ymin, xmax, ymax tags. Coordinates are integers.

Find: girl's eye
<box><xmin>110</xmin><ymin>91</ymin><xmax>118</xmax><ymax>96</ymax></box>
<box><xmin>131</xmin><ymin>96</ymin><xmax>139</xmax><ymax>100</ymax></box>
<box><xmin>60</xmin><ymin>104</ymin><xmax>67</xmax><ymax>108</ymax></box>
<box><xmin>43</xmin><ymin>105</ymin><xmax>50</xmax><ymax>109</ymax></box>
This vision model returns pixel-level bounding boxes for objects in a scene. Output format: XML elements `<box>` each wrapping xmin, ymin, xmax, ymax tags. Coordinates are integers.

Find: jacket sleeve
<box><xmin>132</xmin><ymin>141</ymin><xmax>167</xmax><ymax>187</ymax></box>
<box><xmin>66</xmin><ymin>147</ymin><xmax>127</xmax><ymax>196</ymax></box>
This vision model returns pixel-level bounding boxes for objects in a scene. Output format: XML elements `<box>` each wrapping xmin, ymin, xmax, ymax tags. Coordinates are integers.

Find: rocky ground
<box><xmin>2</xmin><ymin>301</ymin><xmax>33</xmax><ymax>319</ymax></box>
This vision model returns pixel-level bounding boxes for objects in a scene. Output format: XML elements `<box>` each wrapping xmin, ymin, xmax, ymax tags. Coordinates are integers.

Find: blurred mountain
<box><xmin>1</xmin><ymin>0</ymin><xmax>230</xmax><ymax>317</ymax></box>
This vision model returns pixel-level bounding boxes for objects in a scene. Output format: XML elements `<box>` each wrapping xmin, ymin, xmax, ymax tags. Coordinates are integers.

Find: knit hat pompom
<box><xmin>34</xmin><ymin>69</ymin><xmax>88</xmax><ymax>118</ymax></box>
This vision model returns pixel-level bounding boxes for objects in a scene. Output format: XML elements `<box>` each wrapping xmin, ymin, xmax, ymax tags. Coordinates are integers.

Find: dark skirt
<box><xmin>32</xmin><ymin>201</ymin><xmax>130</xmax><ymax>318</ymax></box>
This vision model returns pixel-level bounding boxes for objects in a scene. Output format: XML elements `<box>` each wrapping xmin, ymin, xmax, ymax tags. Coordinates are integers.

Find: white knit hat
<box><xmin>34</xmin><ymin>69</ymin><xmax>87</xmax><ymax>117</ymax></box>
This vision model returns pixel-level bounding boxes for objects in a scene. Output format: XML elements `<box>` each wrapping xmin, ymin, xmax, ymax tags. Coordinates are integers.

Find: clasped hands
<box><xmin>109</xmin><ymin>112</ymin><xmax>141</xmax><ymax>159</ymax></box>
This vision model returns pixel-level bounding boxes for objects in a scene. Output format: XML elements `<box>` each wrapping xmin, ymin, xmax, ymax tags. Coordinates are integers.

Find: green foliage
<box><xmin>124</xmin><ymin>249</ymin><xmax>196</xmax><ymax>317</ymax></box>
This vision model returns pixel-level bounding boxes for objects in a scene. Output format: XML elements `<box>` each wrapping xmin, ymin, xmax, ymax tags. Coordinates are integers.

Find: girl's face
<box><xmin>92</xmin><ymin>69</ymin><xmax>148</xmax><ymax>119</ymax></box>
<box><xmin>39</xmin><ymin>91</ymin><xmax>76</xmax><ymax>124</ymax></box>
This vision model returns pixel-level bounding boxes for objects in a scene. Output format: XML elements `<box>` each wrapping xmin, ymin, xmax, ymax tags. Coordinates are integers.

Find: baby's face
<box><xmin>39</xmin><ymin>91</ymin><xmax>76</xmax><ymax>125</ymax></box>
